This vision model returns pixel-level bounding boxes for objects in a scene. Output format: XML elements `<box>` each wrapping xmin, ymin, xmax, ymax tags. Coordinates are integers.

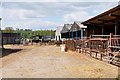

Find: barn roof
<box><xmin>82</xmin><ymin>5</ymin><xmax>120</xmax><ymax>26</ymax></box>
<box><xmin>61</xmin><ymin>24</ymin><xmax>72</xmax><ymax>33</ymax></box>
<box><xmin>70</xmin><ymin>21</ymin><xmax>87</xmax><ymax>32</ymax></box>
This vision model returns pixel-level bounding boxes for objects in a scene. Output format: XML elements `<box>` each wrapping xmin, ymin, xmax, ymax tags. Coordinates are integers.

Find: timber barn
<box><xmin>82</xmin><ymin>4</ymin><xmax>120</xmax><ymax>37</ymax></box>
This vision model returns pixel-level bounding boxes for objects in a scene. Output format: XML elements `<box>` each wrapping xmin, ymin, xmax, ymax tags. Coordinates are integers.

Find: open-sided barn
<box><xmin>82</xmin><ymin>4</ymin><xmax>120</xmax><ymax>37</ymax></box>
<box><xmin>56</xmin><ymin>22</ymin><xmax>87</xmax><ymax>40</ymax></box>
<box><xmin>70</xmin><ymin>21</ymin><xmax>87</xmax><ymax>39</ymax></box>
<box><xmin>61</xmin><ymin>24</ymin><xmax>72</xmax><ymax>39</ymax></box>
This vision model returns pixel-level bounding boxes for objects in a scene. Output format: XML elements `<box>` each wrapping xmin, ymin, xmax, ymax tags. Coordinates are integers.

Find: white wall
<box><xmin>55</xmin><ymin>26</ymin><xmax>63</xmax><ymax>41</ymax></box>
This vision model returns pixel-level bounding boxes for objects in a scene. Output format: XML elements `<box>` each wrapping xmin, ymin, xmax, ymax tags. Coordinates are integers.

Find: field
<box><xmin>1</xmin><ymin>44</ymin><xmax>119</xmax><ymax>78</ymax></box>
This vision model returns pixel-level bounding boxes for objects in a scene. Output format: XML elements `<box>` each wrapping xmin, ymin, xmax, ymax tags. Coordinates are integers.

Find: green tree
<box><xmin>4</xmin><ymin>27</ymin><xmax>14</xmax><ymax>33</ymax></box>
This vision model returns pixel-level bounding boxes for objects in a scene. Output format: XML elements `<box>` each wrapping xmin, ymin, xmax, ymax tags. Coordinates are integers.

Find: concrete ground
<box><xmin>1</xmin><ymin>45</ymin><xmax>119</xmax><ymax>78</ymax></box>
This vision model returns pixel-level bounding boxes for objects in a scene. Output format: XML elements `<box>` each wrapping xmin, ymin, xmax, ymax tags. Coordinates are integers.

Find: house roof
<box><xmin>61</xmin><ymin>24</ymin><xmax>72</xmax><ymax>33</ymax></box>
<box><xmin>82</xmin><ymin>5</ymin><xmax>120</xmax><ymax>26</ymax></box>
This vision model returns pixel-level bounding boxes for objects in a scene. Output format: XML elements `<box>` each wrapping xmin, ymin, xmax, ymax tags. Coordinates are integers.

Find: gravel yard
<box><xmin>1</xmin><ymin>45</ymin><xmax>118</xmax><ymax>78</ymax></box>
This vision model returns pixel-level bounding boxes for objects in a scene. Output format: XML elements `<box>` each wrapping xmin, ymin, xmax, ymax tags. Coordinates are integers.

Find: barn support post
<box><xmin>69</xmin><ymin>31</ymin><xmax>70</xmax><ymax>39</ymax></box>
<box><xmin>115</xmin><ymin>19</ymin><xmax>119</xmax><ymax>35</ymax></box>
<box><xmin>93</xmin><ymin>26</ymin><xmax>95</xmax><ymax>35</ymax></box>
<box><xmin>81</xmin><ymin>29</ymin><xmax>83</xmax><ymax>39</ymax></box>
<box><xmin>76</xmin><ymin>31</ymin><xmax>78</xmax><ymax>40</ymax></box>
<box><xmin>115</xmin><ymin>25</ymin><xmax>117</xmax><ymax>35</ymax></box>
<box><xmin>102</xmin><ymin>26</ymin><xmax>104</xmax><ymax>35</ymax></box>
<box><xmin>72</xmin><ymin>32</ymin><xmax>74</xmax><ymax>39</ymax></box>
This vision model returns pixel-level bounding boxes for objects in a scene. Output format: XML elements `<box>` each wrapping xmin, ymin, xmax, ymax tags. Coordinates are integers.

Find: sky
<box><xmin>0</xmin><ymin>0</ymin><xmax>119</xmax><ymax>30</ymax></box>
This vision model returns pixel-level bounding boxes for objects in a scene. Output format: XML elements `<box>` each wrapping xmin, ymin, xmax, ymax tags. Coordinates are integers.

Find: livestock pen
<box><xmin>64</xmin><ymin>33</ymin><xmax>120</xmax><ymax>66</ymax></box>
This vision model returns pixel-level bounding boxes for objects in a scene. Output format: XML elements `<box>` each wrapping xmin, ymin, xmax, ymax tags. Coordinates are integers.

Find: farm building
<box><xmin>70</xmin><ymin>21</ymin><xmax>87</xmax><ymax>39</ymax></box>
<box><xmin>2</xmin><ymin>33</ymin><xmax>21</xmax><ymax>45</ymax></box>
<box><xmin>56</xmin><ymin>22</ymin><xmax>87</xmax><ymax>40</ymax></box>
<box><xmin>61</xmin><ymin>24</ymin><xmax>72</xmax><ymax>39</ymax></box>
<box><xmin>55</xmin><ymin>26</ymin><xmax>63</xmax><ymax>41</ymax></box>
<box><xmin>82</xmin><ymin>4</ymin><xmax>120</xmax><ymax>37</ymax></box>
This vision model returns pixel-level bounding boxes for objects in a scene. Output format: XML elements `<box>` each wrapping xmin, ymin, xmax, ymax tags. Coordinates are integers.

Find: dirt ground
<box><xmin>1</xmin><ymin>44</ymin><xmax>119</xmax><ymax>78</ymax></box>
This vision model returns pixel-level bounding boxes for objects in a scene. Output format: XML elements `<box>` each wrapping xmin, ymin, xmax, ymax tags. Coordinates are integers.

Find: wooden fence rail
<box><xmin>65</xmin><ymin>33</ymin><xmax>120</xmax><ymax>66</ymax></box>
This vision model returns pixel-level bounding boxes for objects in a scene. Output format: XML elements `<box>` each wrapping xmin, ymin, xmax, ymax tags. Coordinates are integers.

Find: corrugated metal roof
<box><xmin>82</xmin><ymin>5</ymin><xmax>120</xmax><ymax>25</ymax></box>
<box><xmin>61</xmin><ymin>24</ymin><xmax>72</xmax><ymax>33</ymax></box>
<box><xmin>75</xmin><ymin>21</ymin><xmax>87</xmax><ymax>28</ymax></box>
<box><xmin>70</xmin><ymin>21</ymin><xmax>87</xmax><ymax>32</ymax></box>
<box><xmin>64</xmin><ymin>24</ymin><xmax>72</xmax><ymax>30</ymax></box>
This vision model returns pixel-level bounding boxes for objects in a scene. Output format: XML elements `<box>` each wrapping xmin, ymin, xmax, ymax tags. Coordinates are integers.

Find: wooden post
<box><xmin>115</xmin><ymin>26</ymin><xmax>117</xmax><ymax>35</ymax></box>
<box><xmin>90</xmin><ymin>49</ymin><xmax>92</xmax><ymax>56</ymax></box>
<box><xmin>102</xmin><ymin>26</ymin><xmax>104</xmax><ymax>35</ymax></box>
<box><xmin>72</xmin><ymin>32</ymin><xmax>74</xmax><ymax>39</ymax></box>
<box><xmin>100</xmin><ymin>54</ymin><xmax>102</xmax><ymax>61</ymax></box>
<box><xmin>109</xmin><ymin>33</ymin><xmax>113</xmax><ymax>47</ymax></box>
<box><xmin>93</xmin><ymin>26</ymin><xmax>95</xmax><ymax>35</ymax></box>
<box><xmin>89</xmin><ymin>40</ymin><xmax>92</xmax><ymax>56</ymax></box>
<box><xmin>85</xmin><ymin>49</ymin><xmax>86</xmax><ymax>55</ymax></box>
<box><xmin>76</xmin><ymin>31</ymin><xmax>78</xmax><ymax>40</ymax></box>
<box><xmin>81</xmin><ymin>29</ymin><xmax>83</xmax><ymax>39</ymax></box>
<box><xmin>96</xmin><ymin>52</ymin><xmax>97</xmax><ymax>59</ymax></box>
<box><xmin>115</xmin><ymin>19</ymin><xmax>118</xmax><ymax>35</ymax></box>
<box><xmin>69</xmin><ymin>31</ymin><xmax>70</xmax><ymax>39</ymax></box>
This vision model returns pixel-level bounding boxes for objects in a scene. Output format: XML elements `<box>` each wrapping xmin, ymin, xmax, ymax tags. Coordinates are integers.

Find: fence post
<box><xmin>100</xmin><ymin>54</ymin><xmax>102</xmax><ymax>61</ymax></box>
<box><xmin>109</xmin><ymin>33</ymin><xmax>113</xmax><ymax>47</ymax></box>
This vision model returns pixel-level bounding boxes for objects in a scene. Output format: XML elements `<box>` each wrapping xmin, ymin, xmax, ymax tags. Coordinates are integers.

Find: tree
<box><xmin>4</xmin><ymin>27</ymin><xmax>14</xmax><ymax>33</ymax></box>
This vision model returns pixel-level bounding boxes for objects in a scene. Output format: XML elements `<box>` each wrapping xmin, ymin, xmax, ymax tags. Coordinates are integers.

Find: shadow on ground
<box><xmin>1</xmin><ymin>48</ymin><xmax>22</xmax><ymax>57</ymax></box>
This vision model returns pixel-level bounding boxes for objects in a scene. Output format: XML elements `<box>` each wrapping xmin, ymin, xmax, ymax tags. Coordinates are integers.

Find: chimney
<box><xmin>119</xmin><ymin>1</ymin><xmax>120</xmax><ymax>5</ymax></box>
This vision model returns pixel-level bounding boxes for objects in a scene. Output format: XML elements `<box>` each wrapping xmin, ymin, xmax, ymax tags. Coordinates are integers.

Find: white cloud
<box><xmin>2</xmin><ymin>0</ymin><xmax>120</xmax><ymax>2</ymax></box>
<box><xmin>1</xmin><ymin>2</ymin><xmax>118</xmax><ymax>30</ymax></box>
<box><xmin>2</xmin><ymin>18</ymin><xmax>63</xmax><ymax>30</ymax></box>
<box><xmin>64</xmin><ymin>11</ymin><xmax>90</xmax><ymax>23</ymax></box>
<box><xmin>3</xmin><ymin>8</ymin><xmax>46</xmax><ymax>20</ymax></box>
<box><xmin>0</xmin><ymin>2</ymin><xmax>2</xmax><ymax>18</ymax></box>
